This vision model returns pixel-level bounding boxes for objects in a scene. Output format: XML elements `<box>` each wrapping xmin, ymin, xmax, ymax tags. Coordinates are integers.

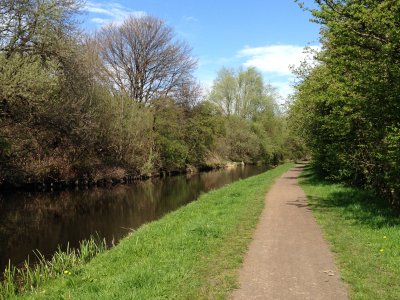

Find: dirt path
<box><xmin>232</xmin><ymin>164</ymin><xmax>348</xmax><ymax>300</ymax></box>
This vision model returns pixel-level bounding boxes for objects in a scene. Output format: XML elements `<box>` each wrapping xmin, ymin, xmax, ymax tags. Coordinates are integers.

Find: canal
<box><xmin>0</xmin><ymin>165</ymin><xmax>269</xmax><ymax>271</ymax></box>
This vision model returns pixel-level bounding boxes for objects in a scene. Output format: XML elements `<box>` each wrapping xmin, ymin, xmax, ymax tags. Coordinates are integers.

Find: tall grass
<box><xmin>0</xmin><ymin>237</ymin><xmax>107</xmax><ymax>299</ymax></box>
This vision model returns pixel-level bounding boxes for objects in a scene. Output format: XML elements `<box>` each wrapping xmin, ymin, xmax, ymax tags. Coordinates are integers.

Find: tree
<box><xmin>95</xmin><ymin>15</ymin><xmax>197</xmax><ymax>104</ymax></box>
<box><xmin>208</xmin><ymin>67</ymin><xmax>276</xmax><ymax>120</ymax></box>
<box><xmin>184</xmin><ymin>102</ymin><xmax>223</xmax><ymax>165</ymax></box>
<box><xmin>153</xmin><ymin>98</ymin><xmax>188</xmax><ymax>171</ymax></box>
<box><xmin>0</xmin><ymin>0</ymin><xmax>105</xmax><ymax>185</ymax></box>
<box><xmin>290</xmin><ymin>0</ymin><xmax>400</xmax><ymax>204</ymax></box>
<box><xmin>208</xmin><ymin>67</ymin><xmax>237</xmax><ymax>116</ymax></box>
<box><xmin>207</xmin><ymin>66</ymin><xmax>287</xmax><ymax>164</ymax></box>
<box><xmin>0</xmin><ymin>0</ymin><xmax>82</xmax><ymax>59</ymax></box>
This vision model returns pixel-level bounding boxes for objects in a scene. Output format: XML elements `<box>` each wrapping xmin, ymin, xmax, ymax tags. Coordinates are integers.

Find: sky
<box><xmin>82</xmin><ymin>0</ymin><xmax>321</xmax><ymax>99</ymax></box>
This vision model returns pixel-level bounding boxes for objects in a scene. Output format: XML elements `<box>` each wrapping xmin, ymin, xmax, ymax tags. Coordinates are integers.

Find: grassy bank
<box><xmin>0</xmin><ymin>238</ymin><xmax>107</xmax><ymax>299</ymax></box>
<box><xmin>299</xmin><ymin>167</ymin><xmax>400</xmax><ymax>300</ymax></box>
<box><xmin>11</xmin><ymin>163</ymin><xmax>293</xmax><ymax>299</ymax></box>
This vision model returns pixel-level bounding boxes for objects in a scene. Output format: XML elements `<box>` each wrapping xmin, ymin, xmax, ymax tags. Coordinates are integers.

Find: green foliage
<box><xmin>208</xmin><ymin>67</ymin><xmax>276</xmax><ymax>120</ymax></box>
<box><xmin>153</xmin><ymin>99</ymin><xmax>227</xmax><ymax>171</ymax></box>
<box><xmin>0</xmin><ymin>0</ymin><xmax>82</xmax><ymax>59</ymax></box>
<box><xmin>93</xmin><ymin>90</ymin><xmax>155</xmax><ymax>174</ymax></box>
<box><xmin>0</xmin><ymin>54</ymin><xmax>60</xmax><ymax>107</ymax></box>
<box><xmin>208</xmin><ymin>67</ymin><xmax>237</xmax><ymax>116</ymax></box>
<box><xmin>153</xmin><ymin>98</ymin><xmax>189</xmax><ymax>171</ymax></box>
<box><xmin>184</xmin><ymin>102</ymin><xmax>223</xmax><ymax>165</ymax></box>
<box><xmin>225</xmin><ymin>117</ymin><xmax>261</xmax><ymax>163</ymax></box>
<box><xmin>207</xmin><ymin>66</ymin><xmax>290</xmax><ymax>165</ymax></box>
<box><xmin>290</xmin><ymin>0</ymin><xmax>400</xmax><ymax>204</ymax></box>
<box><xmin>0</xmin><ymin>47</ymin><xmax>103</xmax><ymax>183</ymax></box>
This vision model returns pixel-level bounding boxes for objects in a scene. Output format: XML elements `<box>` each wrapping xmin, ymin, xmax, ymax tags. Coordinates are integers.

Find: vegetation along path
<box><xmin>233</xmin><ymin>164</ymin><xmax>348</xmax><ymax>300</ymax></box>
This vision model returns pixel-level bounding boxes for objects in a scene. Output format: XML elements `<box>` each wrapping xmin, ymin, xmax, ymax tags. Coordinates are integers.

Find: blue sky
<box><xmin>82</xmin><ymin>0</ymin><xmax>321</xmax><ymax>99</ymax></box>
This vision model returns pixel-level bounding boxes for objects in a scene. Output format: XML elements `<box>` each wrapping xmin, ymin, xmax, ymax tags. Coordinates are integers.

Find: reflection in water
<box><xmin>0</xmin><ymin>165</ymin><xmax>268</xmax><ymax>271</ymax></box>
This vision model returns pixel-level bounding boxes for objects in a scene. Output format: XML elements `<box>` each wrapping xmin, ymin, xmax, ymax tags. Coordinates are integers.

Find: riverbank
<box><xmin>2</xmin><ymin>163</ymin><xmax>293</xmax><ymax>299</ymax></box>
<box><xmin>299</xmin><ymin>166</ymin><xmax>400</xmax><ymax>299</ymax></box>
<box><xmin>0</xmin><ymin>160</ymin><xmax>251</xmax><ymax>192</ymax></box>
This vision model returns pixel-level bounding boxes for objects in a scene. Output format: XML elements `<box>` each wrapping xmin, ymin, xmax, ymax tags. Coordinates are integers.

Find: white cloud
<box><xmin>84</xmin><ymin>1</ymin><xmax>146</xmax><ymax>26</ymax></box>
<box><xmin>183</xmin><ymin>16</ymin><xmax>198</xmax><ymax>22</ymax></box>
<box><xmin>269</xmin><ymin>81</ymin><xmax>294</xmax><ymax>100</ymax></box>
<box><xmin>90</xmin><ymin>17</ymin><xmax>108</xmax><ymax>25</ymax></box>
<box><xmin>238</xmin><ymin>44</ymin><xmax>320</xmax><ymax>76</ymax></box>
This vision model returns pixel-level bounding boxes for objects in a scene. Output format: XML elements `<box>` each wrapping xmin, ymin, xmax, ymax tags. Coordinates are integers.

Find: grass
<box><xmin>11</xmin><ymin>163</ymin><xmax>294</xmax><ymax>299</ymax></box>
<box><xmin>0</xmin><ymin>237</ymin><xmax>107</xmax><ymax>300</ymax></box>
<box><xmin>299</xmin><ymin>166</ymin><xmax>400</xmax><ymax>300</ymax></box>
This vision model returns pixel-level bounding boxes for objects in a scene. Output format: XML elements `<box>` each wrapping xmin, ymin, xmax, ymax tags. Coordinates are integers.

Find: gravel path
<box><xmin>232</xmin><ymin>164</ymin><xmax>348</xmax><ymax>300</ymax></box>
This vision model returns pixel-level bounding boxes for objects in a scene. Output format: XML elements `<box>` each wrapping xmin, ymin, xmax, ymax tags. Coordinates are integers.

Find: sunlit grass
<box><xmin>299</xmin><ymin>167</ymin><xmax>400</xmax><ymax>300</ymax></box>
<box><xmin>15</xmin><ymin>163</ymin><xmax>293</xmax><ymax>299</ymax></box>
<box><xmin>0</xmin><ymin>237</ymin><xmax>107</xmax><ymax>299</ymax></box>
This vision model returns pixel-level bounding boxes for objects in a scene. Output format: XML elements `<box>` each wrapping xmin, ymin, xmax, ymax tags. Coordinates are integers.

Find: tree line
<box><xmin>0</xmin><ymin>0</ymin><xmax>299</xmax><ymax>188</ymax></box>
<box><xmin>289</xmin><ymin>0</ymin><xmax>400</xmax><ymax>205</ymax></box>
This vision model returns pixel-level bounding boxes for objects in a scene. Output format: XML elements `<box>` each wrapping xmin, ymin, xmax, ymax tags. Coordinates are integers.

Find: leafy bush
<box><xmin>289</xmin><ymin>0</ymin><xmax>400</xmax><ymax>205</ymax></box>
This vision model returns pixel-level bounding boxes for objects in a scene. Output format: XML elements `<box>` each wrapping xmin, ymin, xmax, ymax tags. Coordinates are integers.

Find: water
<box><xmin>0</xmin><ymin>165</ymin><xmax>268</xmax><ymax>271</ymax></box>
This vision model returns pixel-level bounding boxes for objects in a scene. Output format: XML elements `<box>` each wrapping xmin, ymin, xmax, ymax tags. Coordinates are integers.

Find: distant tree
<box><xmin>235</xmin><ymin>67</ymin><xmax>264</xmax><ymax>118</ymax></box>
<box><xmin>208</xmin><ymin>67</ymin><xmax>237</xmax><ymax>116</ymax></box>
<box><xmin>208</xmin><ymin>67</ymin><xmax>277</xmax><ymax>120</ymax></box>
<box><xmin>95</xmin><ymin>15</ymin><xmax>197</xmax><ymax>104</ymax></box>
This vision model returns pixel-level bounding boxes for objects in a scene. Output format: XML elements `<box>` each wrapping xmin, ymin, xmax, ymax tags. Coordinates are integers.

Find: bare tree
<box><xmin>96</xmin><ymin>15</ymin><xmax>197</xmax><ymax>104</ymax></box>
<box><xmin>174</xmin><ymin>80</ymin><xmax>203</xmax><ymax>108</ymax></box>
